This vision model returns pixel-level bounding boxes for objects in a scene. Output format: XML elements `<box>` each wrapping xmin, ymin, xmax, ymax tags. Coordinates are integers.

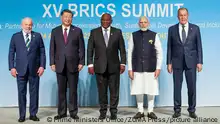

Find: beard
<box><xmin>140</xmin><ymin>27</ymin><xmax>148</xmax><ymax>31</ymax></box>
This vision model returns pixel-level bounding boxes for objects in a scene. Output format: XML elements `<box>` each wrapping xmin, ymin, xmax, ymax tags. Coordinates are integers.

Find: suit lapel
<box><xmin>98</xmin><ymin>27</ymin><xmax>107</xmax><ymax>48</ymax></box>
<box><xmin>66</xmin><ymin>25</ymin><xmax>74</xmax><ymax>46</ymax></box>
<box><xmin>176</xmin><ymin>24</ymin><xmax>182</xmax><ymax>44</ymax></box>
<box><xmin>18</xmin><ymin>31</ymin><xmax>27</xmax><ymax>50</ymax></box>
<box><xmin>57</xmin><ymin>25</ymin><xmax>66</xmax><ymax>46</ymax></box>
<box><xmin>185</xmin><ymin>23</ymin><xmax>193</xmax><ymax>44</ymax></box>
<box><xmin>107</xmin><ymin>27</ymin><xmax>114</xmax><ymax>48</ymax></box>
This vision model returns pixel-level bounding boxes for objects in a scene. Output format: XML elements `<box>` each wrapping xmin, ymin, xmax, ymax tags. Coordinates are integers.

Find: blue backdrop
<box><xmin>0</xmin><ymin>0</ymin><xmax>220</xmax><ymax>107</ymax></box>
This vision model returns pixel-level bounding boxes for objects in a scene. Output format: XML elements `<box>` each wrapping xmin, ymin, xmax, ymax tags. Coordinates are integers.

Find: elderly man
<box><xmin>8</xmin><ymin>17</ymin><xmax>46</xmax><ymax>122</ymax></box>
<box><xmin>128</xmin><ymin>16</ymin><xmax>163</xmax><ymax>119</ymax></box>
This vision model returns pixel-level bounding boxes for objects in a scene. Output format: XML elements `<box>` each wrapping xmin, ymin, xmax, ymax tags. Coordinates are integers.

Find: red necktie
<box><xmin>64</xmin><ymin>28</ymin><xmax>67</xmax><ymax>44</ymax></box>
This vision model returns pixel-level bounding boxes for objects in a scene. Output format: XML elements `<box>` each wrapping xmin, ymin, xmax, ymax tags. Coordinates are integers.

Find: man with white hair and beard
<box><xmin>128</xmin><ymin>16</ymin><xmax>163</xmax><ymax>119</ymax></box>
<box><xmin>8</xmin><ymin>17</ymin><xmax>46</xmax><ymax>122</ymax></box>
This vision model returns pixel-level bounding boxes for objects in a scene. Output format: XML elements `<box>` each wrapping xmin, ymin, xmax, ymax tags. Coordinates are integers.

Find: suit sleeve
<box><xmin>87</xmin><ymin>30</ymin><xmax>94</xmax><ymax>65</ymax></box>
<box><xmin>49</xmin><ymin>29</ymin><xmax>55</xmax><ymax>66</ymax></box>
<box><xmin>167</xmin><ymin>27</ymin><xmax>172</xmax><ymax>65</ymax></box>
<box><xmin>196</xmin><ymin>26</ymin><xmax>203</xmax><ymax>64</ymax></box>
<box><xmin>118</xmin><ymin>29</ymin><xmax>126</xmax><ymax>65</ymax></box>
<box><xmin>8</xmin><ymin>34</ymin><xmax>16</xmax><ymax>70</ymax></box>
<box><xmin>39</xmin><ymin>34</ymin><xmax>46</xmax><ymax>69</ymax></box>
<box><xmin>78</xmin><ymin>29</ymin><xmax>85</xmax><ymax>65</ymax></box>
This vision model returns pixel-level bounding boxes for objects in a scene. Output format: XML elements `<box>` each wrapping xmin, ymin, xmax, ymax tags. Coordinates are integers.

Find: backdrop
<box><xmin>0</xmin><ymin>0</ymin><xmax>220</xmax><ymax>107</ymax></box>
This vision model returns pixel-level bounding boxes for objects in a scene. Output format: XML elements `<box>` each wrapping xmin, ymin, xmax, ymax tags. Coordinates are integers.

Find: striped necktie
<box><xmin>25</xmin><ymin>33</ymin><xmax>30</xmax><ymax>51</ymax></box>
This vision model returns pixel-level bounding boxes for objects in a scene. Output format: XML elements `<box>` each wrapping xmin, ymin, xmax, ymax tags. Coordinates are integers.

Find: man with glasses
<box><xmin>128</xmin><ymin>16</ymin><xmax>163</xmax><ymax>119</ymax></box>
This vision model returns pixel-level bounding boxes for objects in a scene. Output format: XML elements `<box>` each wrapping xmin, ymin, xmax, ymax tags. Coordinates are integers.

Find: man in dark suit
<box><xmin>8</xmin><ymin>17</ymin><xmax>46</xmax><ymax>122</ymax></box>
<box><xmin>87</xmin><ymin>13</ymin><xmax>126</xmax><ymax>120</ymax></box>
<box><xmin>167</xmin><ymin>8</ymin><xmax>203</xmax><ymax>119</ymax></box>
<box><xmin>50</xmin><ymin>9</ymin><xmax>85</xmax><ymax>120</ymax></box>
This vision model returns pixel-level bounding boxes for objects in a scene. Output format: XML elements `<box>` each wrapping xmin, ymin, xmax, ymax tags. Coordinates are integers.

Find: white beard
<box><xmin>140</xmin><ymin>27</ymin><xmax>148</xmax><ymax>31</ymax></box>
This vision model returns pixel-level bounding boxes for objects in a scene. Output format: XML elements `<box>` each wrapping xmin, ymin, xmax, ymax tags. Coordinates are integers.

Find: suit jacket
<box><xmin>87</xmin><ymin>27</ymin><xmax>126</xmax><ymax>73</ymax></box>
<box><xmin>50</xmin><ymin>25</ymin><xmax>85</xmax><ymax>73</ymax></box>
<box><xmin>167</xmin><ymin>23</ymin><xmax>203</xmax><ymax>69</ymax></box>
<box><xmin>8</xmin><ymin>31</ymin><xmax>46</xmax><ymax>76</ymax></box>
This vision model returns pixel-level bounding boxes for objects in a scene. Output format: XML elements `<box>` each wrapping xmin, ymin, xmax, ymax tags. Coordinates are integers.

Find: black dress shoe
<box><xmin>70</xmin><ymin>115</ymin><xmax>79</xmax><ymax>119</ymax></box>
<box><xmin>172</xmin><ymin>112</ymin><xmax>181</xmax><ymax>118</ymax></box>
<box><xmin>189</xmin><ymin>112</ymin><xmax>197</xmax><ymax>119</ymax></box>
<box><xmin>18</xmin><ymin>118</ymin><xmax>25</xmax><ymax>122</ymax></box>
<box><xmin>54</xmin><ymin>114</ymin><xmax>67</xmax><ymax>120</ymax></box>
<box><xmin>98</xmin><ymin>114</ymin><xmax>106</xmax><ymax>120</ymax></box>
<box><xmin>30</xmin><ymin>115</ymin><xmax>40</xmax><ymax>121</ymax></box>
<box><xmin>110</xmin><ymin>114</ymin><xmax>117</xmax><ymax>120</ymax></box>
<box><xmin>133</xmin><ymin>112</ymin><xmax>145</xmax><ymax>119</ymax></box>
<box><xmin>147</xmin><ymin>112</ymin><xmax>157</xmax><ymax>119</ymax></box>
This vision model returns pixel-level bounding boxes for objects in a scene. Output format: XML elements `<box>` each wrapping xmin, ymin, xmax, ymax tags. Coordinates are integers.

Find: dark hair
<box><xmin>61</xmin><ymin>9</ymin><xmax>73</xmax><ymax>17</ymax></box>
<box><xmin>178</xmin><ymin>7</ymin><xmax>189</xmax><ymax>15</ymax></box>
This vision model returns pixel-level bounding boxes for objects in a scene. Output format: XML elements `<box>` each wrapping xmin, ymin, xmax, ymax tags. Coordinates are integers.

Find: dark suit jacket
<box><xmin>50</xmin><ymin>25</ymin><xmax>85</xmax><ymax>73</ymax></box>
<box><xmin>167</xmin><ymin>23</ymin><xmax>203</xmax><ymax>69</ymax></box>
<box><xmin>8</xmin><ymin>31</ymin><xmax>46</xmax><ymax>76</ymax></box>
<box><xmin>87</xmin><ymin>27</ymin><xmax>126</xmax><ymax>73</ymax></box>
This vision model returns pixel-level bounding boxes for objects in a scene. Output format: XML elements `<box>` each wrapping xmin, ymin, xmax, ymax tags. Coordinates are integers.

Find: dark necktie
<box><xmin>25</xmin><ymin>33</ymin><xmax>30</xmax><ymax>51</ymax></box>
<box><xmin>182</xmin><ymin>25</ymin><xmax>186</xmax><ymax>43</ymax></box>
<box><xmin>64</xmin><ymin>28</ymin><xmax>68</xmax><ymax>44</ymax></box>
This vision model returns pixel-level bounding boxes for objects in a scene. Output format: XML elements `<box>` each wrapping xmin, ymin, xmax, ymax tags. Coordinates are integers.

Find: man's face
<box><xmin>101</xmin><ymin>14</ymin><xmax>112</xmax><ymax>29</ymax></box>
<box><xmin>178</xmin><ymin>9</ymin><xmax>188</xmax><ymax>25</ymax></box>
<box><xmin>138</xmin><ymin>17</ymin><xmax>149</xmax><ymax>29</ymax></box>
<box><xmin>22</xmin><ymin>19</ymin><xmax>33</xmax><ymax>33</ymax></box>
<box><xmin>61</xmin><ymin>12</ymin><xmax>72</xmax><ymax>27</ymax></box>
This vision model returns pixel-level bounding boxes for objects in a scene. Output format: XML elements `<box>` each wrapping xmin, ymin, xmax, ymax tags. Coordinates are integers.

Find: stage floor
<box><xmin>1</xmin><ymin>107</ymin><xmax>220</xmax><ymax>124</ymax></box>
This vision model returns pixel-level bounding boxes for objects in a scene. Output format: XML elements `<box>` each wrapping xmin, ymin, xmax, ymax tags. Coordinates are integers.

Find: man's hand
<box><xmin>88</xmin><ymin>67</ymin><xmax>94</xmax><ymax>75</ymax></box>
<box><xmin>10</xmin><ymin>68</ymin><xmax>17</xmax><ymax>78</ymax></box>
<box><xmin>120</xmin><ymin>65</ymin><xmax>125</xmax><ymax>74</ymax></box>
<box><xmin>128</xmin><ymin>70</ymin><xmax>134</xmax><ymax>80</ymax></box>
<box><xmin>51</xmin><ymin>65</ymin><xmax>56</xmax><ymax>72</ymax></box>
<box><xmin>78</xmin><ymin>64</ymin><xmax>83</xmax><ymax>72</ymax></box>
<box><xmin>37</xmin><ymin>67</ymin><xmax>44</xmax><ymax>76</ymax></box>
<box><xmin>197</xmin><ymin>64</ymin><xmax>202</xmax><ymax>72</ymax></box>
<box><xmin>154</xmin><ymin>69</ymin><xmax>161</xmax><ymax>78</ymax></box>
<box><xmin>167</xmin><ymin>64</ymin><xmax>173</xmax><ymax>74</ymax></box>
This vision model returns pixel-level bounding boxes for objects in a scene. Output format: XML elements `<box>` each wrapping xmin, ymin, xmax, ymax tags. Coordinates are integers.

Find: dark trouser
<box><xmin>173</xmin><ymin>59</ymin><xmax>197</xmax><ymax>113</ymax></box>
<box><xmin>56</xmin><ymin>62</ymin><xmax>79</xmax><ymax>116</ymax></box>
<box><xmin>17</xmin><ymin>69</ymin><xmax>39</xmax><ymax>118</ymax></box>
<box><xmin>96</xmin><ymin>69</ymin><xmax>120</xmax><ymax>115</ymax></box>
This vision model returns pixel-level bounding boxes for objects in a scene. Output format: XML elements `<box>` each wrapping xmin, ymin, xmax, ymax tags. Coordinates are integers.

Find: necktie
<box><xmin>182</xmin><ymin>25</ymin><xmax>186</xmax><ymax>43</ymax></box>
<box><xmin>64</xmin><ymin>28</ymin><xmax>68</xmax><ymax>44</ymax></box>
<box><xmin>104</xmin><ymin>29</ymin><xmax>108</xmax><ymax>46</ymax></box>
<box><xmin>25</xmin><ymin>33</ymin><xmax>30</xmax><ymax>51</ymax></box>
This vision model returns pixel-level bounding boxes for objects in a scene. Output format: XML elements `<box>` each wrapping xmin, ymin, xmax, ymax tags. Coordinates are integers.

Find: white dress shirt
<box><xmin>179</xmin><ymin>22</ymin><xmax>189</xmax><ymax>41</ymax></box>
<box><xmin>22</xmin><ymin>30</ymin><xmax>31</xmax><ymax>43</ymax></box>
<box><xmin>62</xmin><ymin>25</ymin><xmax>70</xmax><ymax>36</ymax></box>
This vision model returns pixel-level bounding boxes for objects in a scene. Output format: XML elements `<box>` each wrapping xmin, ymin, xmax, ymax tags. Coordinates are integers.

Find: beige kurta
<box><xmin>128</xmin><ymin>32</ymin><xmax>163</xmax><ymax>95</ymax></box>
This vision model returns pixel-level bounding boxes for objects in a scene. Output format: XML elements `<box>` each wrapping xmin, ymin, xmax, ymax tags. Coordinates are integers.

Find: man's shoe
<box><xmin>110</xmin><ymin>114</ymin><xmax>117</xmax><ymax>120</ymax></box>
<box><xmin>98</xmin><ymin>114</ymin><xmax>106</xmax><ymax>120</ymax></box>
<box><xmin>18</xmin><ymin>118</ymin><xmax>25</xmax><ymax>122</ymax></box>
<box><xmin>172</xmin><ymin>112</ymin><xmax>181</xmax><ymax>118</ymax></box>
<box><xmin>29</xmin><ymin>115</ymin><xmax>40</xmax><ymax>121</ymax></box>
<box><xmin>189</xmin><ymin>112</ymin><xmax>197</xmax><ymax>119</ymax></box>
<box><xmin>147</xmin><ymin>112</ymin><xmax>157</xmax><ymax>119</ymax></box>
<box><xmin>54</xmin><ymin>114</ymin><xmax>67</xmax><ymax>120</ymax></box>
<box><xmin>133</xmin><ymin>112</ymin><xmax>145</xmax><ymax>119</ymax></box>
<box><xmin>70</xmin><ymin>115</ymin><xmax>79</xmax><ymax>119</ymax></box>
